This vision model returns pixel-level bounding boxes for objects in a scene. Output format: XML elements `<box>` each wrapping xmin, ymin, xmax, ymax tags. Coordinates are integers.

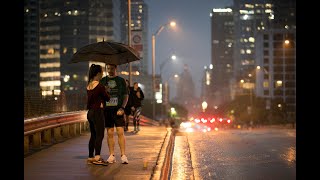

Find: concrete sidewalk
<box><xmin>24</xmin><ymin>126</ymin><xmax>172</xmax><ymax>180</ymax></box>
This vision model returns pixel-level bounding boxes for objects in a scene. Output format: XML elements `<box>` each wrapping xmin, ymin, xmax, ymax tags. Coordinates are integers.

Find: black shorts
<box><xmin>124</xmin><ymin>106</ymin><xmax>131</xmax><ymax>115</ymax></box>
<box><xmin>104</xmin><ymin>107</ymin><xmax>125</xmax><ymax>128</ymax></box>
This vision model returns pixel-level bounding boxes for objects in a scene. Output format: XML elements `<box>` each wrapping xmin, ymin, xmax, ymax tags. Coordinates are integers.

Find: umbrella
<box><xmin>69</xmin><ymin>40</ymin><xmax>141</xmax><ymax>65</ymax></box>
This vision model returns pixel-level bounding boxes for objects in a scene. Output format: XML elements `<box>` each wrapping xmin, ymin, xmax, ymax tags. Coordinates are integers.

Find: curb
<box><xmin>160</xmin><ymin>128</ymin><xmax>176</xmax><ymax>180</ymax></box>
<box><xmin>150</xmin><ymin>128</ymin><xmax>175</xmax><ymax>180</ymax></box>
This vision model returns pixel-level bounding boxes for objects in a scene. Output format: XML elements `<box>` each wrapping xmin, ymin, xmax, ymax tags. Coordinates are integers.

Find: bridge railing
<box><xmin>24</xmin><ymin>111</ymin><xmax>89</xmax><ymax>155</ymax></box>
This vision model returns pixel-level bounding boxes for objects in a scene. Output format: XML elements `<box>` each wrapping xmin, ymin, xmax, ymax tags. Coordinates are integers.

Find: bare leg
<box><xmin>106</xmin><ymin>127</ymin><xmax>115</xmax><ymax>155</ymax></box>
<box><xmin>116</xmin><ymin>127</ymin><xmax>126</xmax><ymax>156</ymax></box>
<box><xmin>124</xmin><ymin>115</ymin><xmax>129</xmax><ymax>131</ymax></box>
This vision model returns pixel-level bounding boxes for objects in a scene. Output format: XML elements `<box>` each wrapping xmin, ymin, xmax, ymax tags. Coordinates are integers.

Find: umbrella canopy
<box><xmin>69</xmin><ymin>41</ymin><xmax>141</xmax><ymax>65</ymax></box>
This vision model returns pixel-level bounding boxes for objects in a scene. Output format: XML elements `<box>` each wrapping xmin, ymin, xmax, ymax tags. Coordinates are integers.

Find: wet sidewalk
<box><xmin>24</xmin><ymin>126</ymin><xmax>172</xmax><ymax>180</ymax></box>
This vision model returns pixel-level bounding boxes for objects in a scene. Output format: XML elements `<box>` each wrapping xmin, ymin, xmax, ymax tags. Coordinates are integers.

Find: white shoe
<box><xmin>107</xmin><ymin>155</ymin><xmax>116</xmax><ymax>163</ymax></box>
<box><xmin>121</xmin><ymin>155</ymin><xmax>129</xmax><ymax>164</ymax></box>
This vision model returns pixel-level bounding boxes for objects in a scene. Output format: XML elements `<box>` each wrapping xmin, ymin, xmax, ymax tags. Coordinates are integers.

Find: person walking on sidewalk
<box><xmin>130</xmin><ymin>82</ymin><xmax>144</xmax><ymax>132</ymax></box>
<box><xmin>124</xmin><ymin>79</ymin><xmax>132</xmax><ymax>132</ymax></box>
<box><xmin>100</xmin><ymin>64</ymin><xmax>129</xmax><ymax>164</ymax></box>
<box><xmin>86</xmin><ymin>64</ymin><xmax>110</xmax><ymax>166</ymax></box>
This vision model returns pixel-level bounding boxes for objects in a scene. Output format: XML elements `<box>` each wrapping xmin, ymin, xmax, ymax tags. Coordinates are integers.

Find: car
<box><xmin>179</xmin><ymin>114</ymin><xmax>233</xmax><ymax>132</ymax></box>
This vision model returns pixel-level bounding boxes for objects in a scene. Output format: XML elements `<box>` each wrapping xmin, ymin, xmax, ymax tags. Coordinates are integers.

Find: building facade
<box><xmin>210</xmin><ymin>8</ymin><xmax>234</xmax><ymax>106</ymax></box>
<box><xmin>24</xmin><ymin>0</ymin><xmax>40</xmax><ymax>90</ymax></box>
<box><xmin>39</xmin><ymin>0</ymin><xmax>121</xmax><ymax>96</ymax></box>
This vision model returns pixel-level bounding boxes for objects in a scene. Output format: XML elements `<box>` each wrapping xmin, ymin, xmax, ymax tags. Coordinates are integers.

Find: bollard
<box><xmin>62</xmin><ymin>125</ymin><xmax>70</xmax><ymax>138</ymax></box>
<box><xmin>76</xmin><ymin>123</ymin><xmax>82</xmax><ymax>135</ymax></box>
<box><xmin>32</xmin><ymin>132</ymin><xmax>42</xmax><ymax>149</ymax></box>
<box><xmin>70</xmin><ymin>124</ymin><xmax>76</xmax><ymax>137</ymax></box>
<box><xmin>42</xmin><ymin>129</ymin><xmax>52</xmax><ymax>145</ymax></box>
<box><xmin>24</xmin><ymin>136</ymin><xmax>29</xmax><ymax>155</ymax></box>
<box><xmin>53</xmin><ymin>127</ymin><xmax>63</xmax><ymax>142</ymax></box>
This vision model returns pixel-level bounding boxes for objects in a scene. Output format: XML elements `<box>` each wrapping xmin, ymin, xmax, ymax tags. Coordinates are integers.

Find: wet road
<box><xmin>175</xmin><ymin>128</ymin><xmax>296</xmax><ymax>180</ymax></box>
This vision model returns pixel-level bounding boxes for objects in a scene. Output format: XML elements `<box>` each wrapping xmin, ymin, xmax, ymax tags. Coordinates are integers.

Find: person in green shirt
<box><xmin>100</xmin><ymin>64</ymin><xmax>129</xmax><ymax>164</ymax></box>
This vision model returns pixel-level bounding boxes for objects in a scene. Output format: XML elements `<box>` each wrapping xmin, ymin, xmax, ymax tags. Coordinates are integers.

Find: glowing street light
<box><xmin>202</xmin><ymin>101</ymin><xmax>208</xmax><ymax>112</ymax></box>
<box><xmin>152</xmin><ymin>20</ymin><xmax>177</xmax><ymax>120</ymax></box>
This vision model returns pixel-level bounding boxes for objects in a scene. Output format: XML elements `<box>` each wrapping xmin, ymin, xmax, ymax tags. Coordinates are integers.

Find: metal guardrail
<box><xmin>24</xmin><ymin>110</ymin><xmax>160</xmax><ymax>156</ymax></box>
<box><xmin>24</xmin><ymin>111</ymin><xmax>89</xmax><ymax>155</ymax></box>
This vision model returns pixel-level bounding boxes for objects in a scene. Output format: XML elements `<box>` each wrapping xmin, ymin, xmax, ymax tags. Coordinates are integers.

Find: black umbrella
<box><xmin>69</xmin><ymin>40</ymin><xmax>141</xmax><ymax>65</ymax></box>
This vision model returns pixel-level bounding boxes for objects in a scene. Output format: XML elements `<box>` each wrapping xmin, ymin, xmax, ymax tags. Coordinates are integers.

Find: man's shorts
<box><xmin>124</xmin><ymin>106</ymin><xmax>131</xmax><ymax>116</ymax></box>
<box><xmin>104</xmin><ymin>107</ymin><xmax>125</xmax><ymax>128</ymax></box>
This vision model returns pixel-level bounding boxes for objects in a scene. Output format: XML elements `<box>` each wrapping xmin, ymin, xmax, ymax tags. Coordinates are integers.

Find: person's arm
<box><xmin>120</xmin><ymin>78</ymin><xmax>129</xmax><ymax>109</ymax></box>
<box><xmin>100</xmin><ymin>85</ymin><xmax>110</xmax><ymax>101</ymax></box>
<box><xmin>139</xmin><ymin>88</ymin><xmax>144</xmax><ymax>100</ymax></box>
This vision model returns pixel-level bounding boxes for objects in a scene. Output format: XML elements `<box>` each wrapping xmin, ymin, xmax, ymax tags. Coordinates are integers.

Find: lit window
<box><xmin>263</xmin><ymin>81</ymin><xmax>269</xmax><ymax>88</ymax></box>
<box><xmin>276</xmin><ymin>80</ymin><xmax>283</xmax><ymax>88</ymax></box>
<box><xmin>240</xmin><ymin>49</ymin><xmax>245</xmax><ymax>54</ymax></box>
<box><xmin>246</xmin><ymin>49</ymin><xmax>252</xmax><ymax>54</ymax></box>
<box><xmin>265</xmin><ymin>9</ymin><xmax>273</xmax><ymax>14</ymax></box>
<box><xmin>242</xmin><ymin>14</ymin><xmax>249</xmax><ymax>20</ymax></box>
<box><xmin>73</xmin><ymin>48</ymin><xmax>77</xmax><ymax>54</ymax></box>
<box><xmin>248</xmin><ymin>37</ymin><xmax>255</xmax><ymax>42</ymax></box>
<box><xmin>245</xmin><ymin>4</ymin><xmax>254</xmax><ymax>8</ymax></box>
<box><xmin>269</xmin><ymin>14</ymin><xmax>274</xmax><ymax>20</ymax></box>
<box><xmin>63</xmin><ymin>47</ymin><xmax>67</xmax><ymax>54</ymax></box>
<box><xmin>265</xmin><ymin>3</ymin><xmax>272</xmax><ymax>8</ymax></box>
<box><xmin>48</xmin><ymin>48</ymin><xmax>54</xmax><ymax>54</ymax></box>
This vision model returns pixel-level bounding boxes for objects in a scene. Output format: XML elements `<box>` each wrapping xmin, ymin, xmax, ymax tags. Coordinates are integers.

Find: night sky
<box><xmin>145</xmin><ymin>0</ymin><xmax>233</xmax><ymax>98</ymax></box>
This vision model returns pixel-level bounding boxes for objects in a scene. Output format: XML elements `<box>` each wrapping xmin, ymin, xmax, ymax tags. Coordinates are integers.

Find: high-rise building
<box><xmin>255</xmin><ymin>29</ymin><xmax>296</xmax><ymax>120</ymax></box>
<box><xmin>173</xmin><ymin>64</ymin><xmax>198</xmax><ymax>115</ymax></box>
<box><xmin>232</xmin><ymin>0</ymin><xmax>274</xmax><ymax>81</ymax></box>
<box><xmin>39</xmin><ymin>0</ymin><xmax>121</xmax><ymax>96</ymax></box>
<box><xmin>210</xmin><ymin>8</ymin><xmax>234</xmax><ymax>105</ymax></box>
<box><xmin>24</xmin><ymin>0</ymin><xmax>40</xmax><ymax>90</ymax></box>
<box><xmin>254</xmin><ymin>0</ymin><xmax>296</xmax><ymax>120</ymax></box>
<box><xmin>119</xmin><ymin>0</ymin><xmax>148</xmax><ymax>75</ymax></box>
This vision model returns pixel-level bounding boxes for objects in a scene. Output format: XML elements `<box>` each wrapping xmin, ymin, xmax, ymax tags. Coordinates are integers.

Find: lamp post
<box><xmin>127</xmin><ymin>0</ymin><xmax>132</xmax><ymax>85</ymax></box>
<box><xmin>152</xmin><ymin>21</ymin><xmax>176</xmax><ymax>120</ymax></box>
<box><xmin>282</xmin><ymin>38</ymin><xmax>296</xmax><ymax>123</ymax></box>
<box><xmin>162</xmin><ymin>74</ymin><xmax>179</xmax><ymax>120</ymax></box>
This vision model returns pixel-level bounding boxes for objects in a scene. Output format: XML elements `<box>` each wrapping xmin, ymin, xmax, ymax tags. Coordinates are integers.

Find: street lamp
<box><xmin>152</xmin><ymin>20</ymin><xmax>176</xmax><ymax>120</ymax></box>
<box><xmin>202</xmin><ymin>101</ymin><xmax>208</xmax><ymax>112</ymax></box>
<box><xmin>160</xmin><ymin>54</ymin><xmax>177</xmax><ymax>74</ymax></box>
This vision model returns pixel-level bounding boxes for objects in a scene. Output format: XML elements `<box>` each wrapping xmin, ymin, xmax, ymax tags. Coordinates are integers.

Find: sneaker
<box><xmin>121</xmin><ymin>155</ymin><xmax>129</xmax><ymax>164</ymax></box>
<box><xmin>87</xmin><ymin>157</ymin><xmax>95</xmax><ymax>164</ymax></box>
<box><xmin>107</xmin><ymin>155</ymin><xmax>116</xmax><ymax>163</ymax></box>
<box><xmin>92</xmin><ymin>158</ymin><xmax>108</xmax><ymax>166</ymax></box>
<box><xmin>137</xmin><ymin>126</ymin><xmax>140</xmax><ymax>131</ymax></box>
